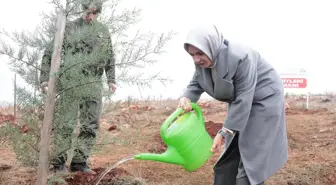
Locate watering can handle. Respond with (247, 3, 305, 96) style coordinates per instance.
(160, 102, 204, 139)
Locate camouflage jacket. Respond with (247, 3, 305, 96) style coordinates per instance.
(39, 18, 116, 86)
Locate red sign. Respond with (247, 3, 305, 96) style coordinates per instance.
(281, 78, 307, 88)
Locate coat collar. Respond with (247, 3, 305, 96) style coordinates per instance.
(194, 41, 234, 101)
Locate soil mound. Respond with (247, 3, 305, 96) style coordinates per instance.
(205, 120, 222, 138)
(0, 113, 15, 125)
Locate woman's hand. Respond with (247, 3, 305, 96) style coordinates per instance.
(211, 132, 224, 153)
(177, 97, 192, 112)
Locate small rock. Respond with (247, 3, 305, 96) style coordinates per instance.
(108, 125, 117, 131)
(129, 105, 140, 110)
(146, 106, 153, 110)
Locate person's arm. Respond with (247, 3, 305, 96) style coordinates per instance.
(181, 72, 204, 102)
(40, 21, 70, 86)
(104, 29, 116, 84)
(223, 54, 258, 132)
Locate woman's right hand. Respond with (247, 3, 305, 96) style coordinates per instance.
(211, 132, 225, 153)
(178, 97, 192, 112)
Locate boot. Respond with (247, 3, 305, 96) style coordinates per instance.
(70, 162, 96, 174)
(53, 164, 69, 173)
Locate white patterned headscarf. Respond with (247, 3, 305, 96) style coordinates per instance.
(184, 24, 225, 68)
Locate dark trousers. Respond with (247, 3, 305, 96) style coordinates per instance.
(51, 97, 102, 166)
(213, 134, 264, 185)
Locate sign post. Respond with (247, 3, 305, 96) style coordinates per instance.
(280, 68, 309, 109)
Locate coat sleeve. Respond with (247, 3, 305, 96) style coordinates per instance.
(104, 28, 116, 84)
(181, 72, 204, 102)
(39, 21, 71, 85)
(223, 54, 258, 132)
(39, 40, 54, 84)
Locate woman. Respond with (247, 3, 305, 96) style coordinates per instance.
(178, 25, 288, 185)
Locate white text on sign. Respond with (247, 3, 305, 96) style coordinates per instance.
(281, 78, 307, 88)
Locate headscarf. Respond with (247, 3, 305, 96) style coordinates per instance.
(184, 24, 225, 68)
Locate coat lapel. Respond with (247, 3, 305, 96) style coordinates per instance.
(212, 45, 235, 102)
(194, 40, 235, 102)
(195, 65, 215, 96)
(213, 46, 229, 81)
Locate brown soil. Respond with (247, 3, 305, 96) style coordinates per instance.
(0, 112, 15, 125)
(1, 99, 336, 185)
(205, 120, 222, 138)
(286, 107, 330, 115)
(148, 133, 167, 153)
(0, 112, 30, 135)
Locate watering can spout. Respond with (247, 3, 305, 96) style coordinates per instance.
(134, 147, 185, 166)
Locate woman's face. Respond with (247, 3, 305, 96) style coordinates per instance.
(186, 44, 213, 68)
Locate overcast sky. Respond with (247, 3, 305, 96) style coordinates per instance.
(0, 0, 335, 104)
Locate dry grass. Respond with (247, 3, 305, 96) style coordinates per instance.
(0, 95, 335, 185)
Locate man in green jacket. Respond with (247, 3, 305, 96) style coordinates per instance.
(40, 0, 116, 174)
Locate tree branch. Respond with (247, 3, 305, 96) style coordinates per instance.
(0, 51, 44, 72)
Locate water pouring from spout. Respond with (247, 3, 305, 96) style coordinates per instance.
(92, 156, 134, 185)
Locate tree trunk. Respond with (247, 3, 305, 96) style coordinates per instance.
(36, 12, 66, 185)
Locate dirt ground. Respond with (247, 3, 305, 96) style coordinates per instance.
(0, 97, 335, 185)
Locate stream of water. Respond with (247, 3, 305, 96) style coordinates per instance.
(92, 156, 135, 185)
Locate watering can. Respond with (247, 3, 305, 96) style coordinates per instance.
(134, 102, 213, 171)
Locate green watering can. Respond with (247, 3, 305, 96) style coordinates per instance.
(134, 102, 213, 171)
